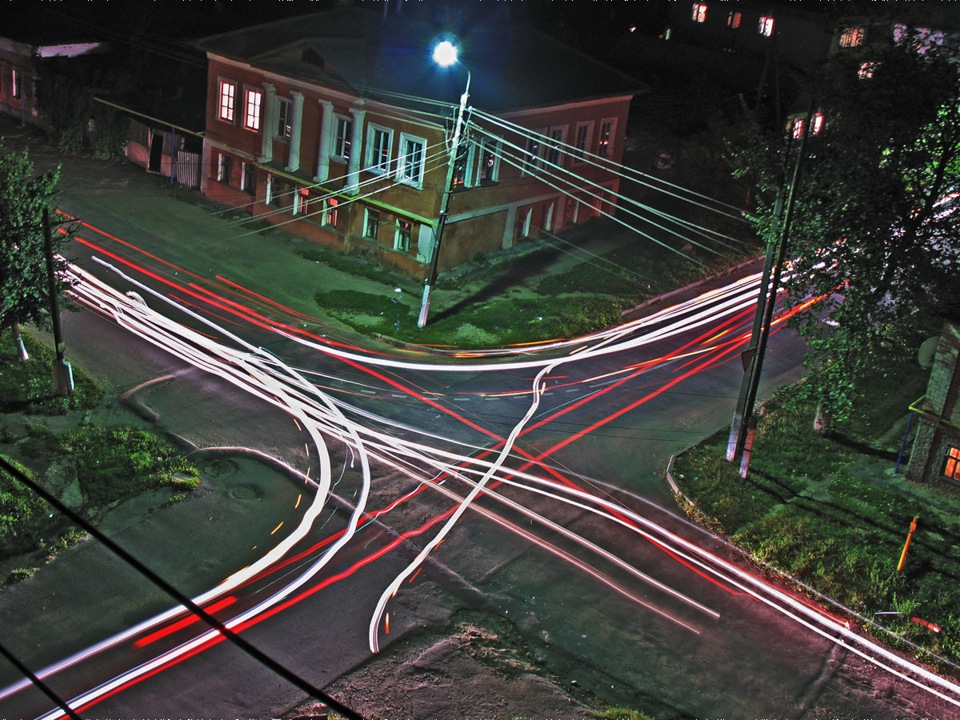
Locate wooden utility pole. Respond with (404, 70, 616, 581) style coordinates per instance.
(42, 207, 73, 396)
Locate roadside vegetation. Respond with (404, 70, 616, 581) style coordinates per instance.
(0, 328, 200, 585)
(673, 355, 960, 670)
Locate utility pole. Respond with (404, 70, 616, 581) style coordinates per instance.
(42, 207, 73, 396)
(727, 103, 813, 476)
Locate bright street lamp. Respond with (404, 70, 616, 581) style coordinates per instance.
(418, 39, 472, 328)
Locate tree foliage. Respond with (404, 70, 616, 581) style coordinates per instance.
(0, 146, 65, 335)
(725, 33, 960, 421)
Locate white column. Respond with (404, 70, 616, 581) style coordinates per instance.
(285, 90, 304, 173)
(259, 83, 276, 163)
(346, 107, 365, 195)
(315, 99, 333, 182)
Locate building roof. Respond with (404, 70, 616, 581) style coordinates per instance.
(196, 6, 647, 114)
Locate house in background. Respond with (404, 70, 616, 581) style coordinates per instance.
(907, 322, 960, 490)
(0, 34, 109, 129)
(197, 6, 645, 278)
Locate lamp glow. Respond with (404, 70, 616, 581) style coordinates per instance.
(432, 40, 459, 68)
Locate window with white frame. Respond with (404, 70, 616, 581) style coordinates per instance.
(839, 26, 865, 47)
(476, 137, 501, 183)
(759, 16, 775, 37)
(546, 126, 566, 167)
(691, 3, 707, 23)
(727, 11, 741, 29)
(365, 124, 393, 175)
(394, 219, 413, 253)
(277, 97, 292, 139)
(218, 79, 236, 123)
(598, 118, 616, 159)
(241, 162, 256, 195)
(523, 131, 544, 175)
(333, 115, 352, 161)
(294, 187, 309, 215)
(323, 197, 339, 228)
(397, 133, 426, 188)
(216, 152, 232, 183)
(243, 87, 263, 131)
(364, 208, 381, 240)
(574, 121, 593, 162)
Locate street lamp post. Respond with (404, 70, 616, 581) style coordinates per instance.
(418, 40, 471, 329)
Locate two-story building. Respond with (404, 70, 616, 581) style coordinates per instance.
(197, 6, 644, 278)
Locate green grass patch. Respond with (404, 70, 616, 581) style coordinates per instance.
(0, 328, 102, 414)
(674, 361, 960, 667)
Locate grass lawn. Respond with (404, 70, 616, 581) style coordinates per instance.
(673, 357, 960, 670)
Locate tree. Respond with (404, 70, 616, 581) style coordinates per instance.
(725, 32, 960, 422)
(0, 145, 64, 359)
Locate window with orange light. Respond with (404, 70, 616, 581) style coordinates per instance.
(839, 26, 865, 47)
(944, 446, 960, 481)
(791, 113, 825, 139)
(759, 16, 774, 37)
(858, 61, 877, 79)
(691, 3, 707, 23)
(727, 11, 741, 29)
(218, 79, 236, 123)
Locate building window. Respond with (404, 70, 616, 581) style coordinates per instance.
(523, 131, 544, 175)
(397, 133, 426, 188)
(598, 118, 616, 159)
(839, 26, 865, 47)
(243, 88, 263, 131)
(241, 162, 256, 195)
(294, 187, 309, 216)
(11, 69, 22, 99)
(365, 124, 393, 175)
(333, 115, 352, 162)
(546, 126, 566, 167)
(759, 16, 775, 37)
(364, 208, 381, 240)
(727, 11, 741, 29)
(452, 142, 474, 188)
(858, 61, 878, 80)
(790, 113, 825, 139)
(267, 176, 291, 209)
(691, 3, 707, 23)
(277, 98, 292, 139)
(218, 79, 236, 123)
(323, 197, 339, 228)
(216, 152, 232, 183)
(573, 121, 593, 162)
(394, 219, 413, 253)
(477, 137, 501, 183)
(944, 446, 960, 481)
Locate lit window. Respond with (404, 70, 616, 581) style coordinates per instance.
(546, 126, 566, 167)
(397, 134, 426, 188)
(727, 11, 741, 29)
(218, 79, 236, 123)
(452, 141, 474, 188)
(294, 187, 309, 215)
(364, 208, 381, 240)
(277, 98, 292, 139)
(790, 113, 825, 139)
(477, 137, 501, 182)
(241, 162, 256, 195)
(759, 16, 775, 37)
(574, 121, 593, 162)
(365, 125, 393, 175)
(839, 26, 865, 47)
(944, 447, 960, 481)
(598, 118, 616, 159)
(333, 116, 352, 161)
(394, 219, 413, 253)
(858, 61, 877, 79)
(523, 132, 543, 175)
(323, 197, 339, 228)
(691, 3, 707, 23)
(243, 88, 262, 131)
(11, 68, 21, 99)
(216, 153, 232, 183)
